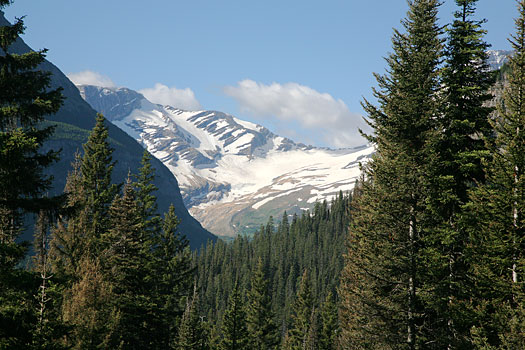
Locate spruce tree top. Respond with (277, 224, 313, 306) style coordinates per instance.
(0, 4, 64, 216)
(363, 0, 443, 155)
(0, 16, 63, 130)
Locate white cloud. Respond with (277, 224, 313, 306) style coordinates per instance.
(223, 80, 367, 148)
(139, 83, 201, 110)
(67, 70, 116, 88)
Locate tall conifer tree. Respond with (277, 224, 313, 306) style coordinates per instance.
(49, 154, 88, 276)
(220, 282, 249, 350)
(466, 1, 525, 347)
(101, 176, 154, 349)
(285, 270, 316, 350)
(318, 291, 338, 350)
(246, 258, 279, 350)
(339, 0, 443, 348)
(31, 211, 68, 350)
(135, 150, 161, 233)
(0, 2, 64, 348)
(422, 1, 494, 348)
(154, 204, 192, 347)
(81, 113, 118, 251)
(51, 114, 118, 270)
(177, 287, 209, 350)
(50, 115, 118, 349)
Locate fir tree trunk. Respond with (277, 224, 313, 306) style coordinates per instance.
(408, 211, 416, 350)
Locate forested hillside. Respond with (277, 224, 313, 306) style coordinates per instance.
(193, 192, 352, 346)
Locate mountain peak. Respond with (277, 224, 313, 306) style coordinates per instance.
(79, 84, 373, 237)
(487, 50, 512, 70)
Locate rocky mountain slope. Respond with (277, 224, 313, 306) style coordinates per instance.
(487, 50, 512, 70)
(79, 85, 374, 237)
(0, 13, 216, 248)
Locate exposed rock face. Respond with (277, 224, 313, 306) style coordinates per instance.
(79, 85, 374, 237)
(487, 50, 512, 70)
(77, 50, 510, 237)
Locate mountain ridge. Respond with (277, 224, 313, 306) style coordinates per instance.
(78, 84, 374, 237)
(0, 13, 216, 248)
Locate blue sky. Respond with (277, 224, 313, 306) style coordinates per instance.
(3, 0, 517, 148)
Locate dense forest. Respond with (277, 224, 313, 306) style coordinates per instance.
(2, 0, 525, 349)
(193, 194, 351, 348)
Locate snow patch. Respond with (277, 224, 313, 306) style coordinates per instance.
(233, 117, 261, 131)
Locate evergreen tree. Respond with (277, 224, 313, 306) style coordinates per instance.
(101, 176, 154, 349)
(286, 270, 315, 350)
(177, 287, 209, 350)
(246, 258, 279, 350)
(0, 2, 64, 347)
(422, 0, 494, 347)
(0, 3, 63, 230)
(318, 292, 338, 350)
(49, 154, 88, 276)
(61, 256, 112, 350)
(31, 211, 68, 350)
(51, 114, 118, 272)
(338, 0, 443, 348)
(154, 204, 192, 347)
(194, 193, 353, 342)
(81, 113, 118, 250)
(50, 115, 119, 349)
(220, 282, 249, 350)
(135, 150, 161, 233)
(467, 1, 525, 348)
(303, 308, 319, 350)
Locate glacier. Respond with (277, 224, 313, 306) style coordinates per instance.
(78, 84, 374, 237)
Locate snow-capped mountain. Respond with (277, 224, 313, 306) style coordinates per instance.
(78, 85, 373, 237)
(487, 50, 512, 70)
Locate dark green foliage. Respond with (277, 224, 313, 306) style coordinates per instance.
(49, 154, 89, 277)
(339, 0, 443, 348)
(31, 211, 69, 350)
(177, 287, 209, 350)
(0, 2, 64, 347)
(153, 204, 193, 347)
(81, 113, 119, 247)
(246, 258, 279, 350)
(194, 192, 351, 346)
(50, 115, 193, 349)
(49, 115, 119, 349)
(318, 292, 338, 350)
(0, 16, 63, 218)
(101, 177, 152, 349)
(220, 282, 249, 350)
(466, 1, 525, 348)
(421, 1, 495, 348)
(3, 0, 525, 348)
(135, 150, 161, 232)
(50, 114, 117, 275)
(132, 150, 193, 348)
(53, 133, 192, 348)
(285, 270, 316, 350)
